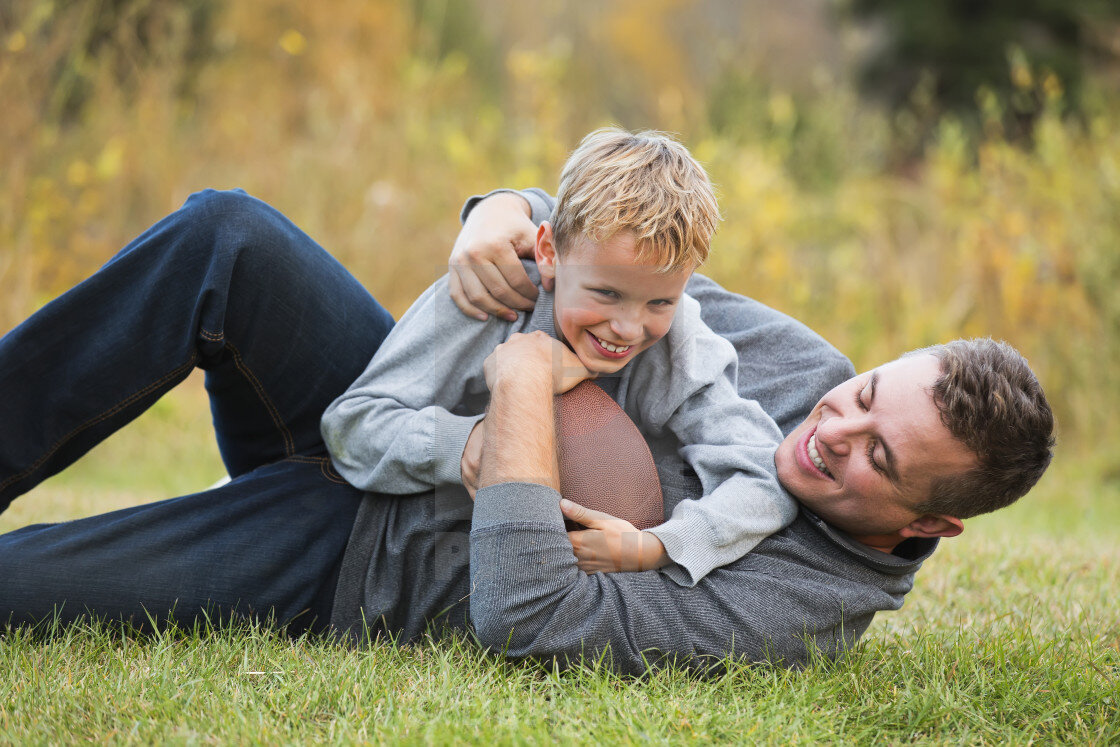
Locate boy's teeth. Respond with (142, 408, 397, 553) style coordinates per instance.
(808, 434, 832, 477)
(595, 335, 631, 353)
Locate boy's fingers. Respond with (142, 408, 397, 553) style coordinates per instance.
(560, 498, 616, 528)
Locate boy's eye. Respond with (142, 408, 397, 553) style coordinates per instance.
(649, 299, 675, 307)
(592, 289, 619, 299)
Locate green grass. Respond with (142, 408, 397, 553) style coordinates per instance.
(1, 382, 1117, 744)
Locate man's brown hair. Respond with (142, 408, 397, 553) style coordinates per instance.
(551, 127, 720, 272)
(915, 338, 1055, 519)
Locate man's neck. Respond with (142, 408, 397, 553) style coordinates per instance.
(850, 532, 903, 555)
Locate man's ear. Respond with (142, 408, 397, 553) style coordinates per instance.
(535, 222, 557, 292)
(899, 514, 964, 539)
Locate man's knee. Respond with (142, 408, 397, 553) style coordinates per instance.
(179, 188, 279, 234)
(174, 188, 313, 267)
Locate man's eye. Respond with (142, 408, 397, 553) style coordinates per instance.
(854, 386, 869, 412)
(866, 441, 885, 475)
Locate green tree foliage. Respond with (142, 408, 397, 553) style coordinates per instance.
(10, 0, 218, 125)
(846, 0, 1119, 136)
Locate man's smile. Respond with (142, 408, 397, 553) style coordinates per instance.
(807, 433, 833, 478)
(794, 425, 834, 482)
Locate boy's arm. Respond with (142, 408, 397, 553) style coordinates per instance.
(472, 337, 843, 673)
(629, 297, 797, 586)
(320, 274, 512, 494)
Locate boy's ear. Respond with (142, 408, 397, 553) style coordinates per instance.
(898, 514, 964, 540)
(535, 222, 557, 292)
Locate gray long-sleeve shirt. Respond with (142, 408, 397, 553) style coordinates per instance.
(321, 264, 794, 585)
(326, 190, 937, 672)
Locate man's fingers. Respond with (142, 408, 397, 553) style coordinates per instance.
(451, 265, 515, 321)
(449, 266, 489, 320)
(494, 260, 539, 307)
(472, 262, 535, 311)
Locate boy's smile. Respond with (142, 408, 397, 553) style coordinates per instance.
(535, 224, 694, 375)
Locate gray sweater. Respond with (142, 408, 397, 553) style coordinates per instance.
(326, 190, 936, 672)
(321, 263, 793, 584)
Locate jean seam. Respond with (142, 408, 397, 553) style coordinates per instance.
(222, 340, 297, 459)
(284, 455, 349, 485)
(0, 353, 199, 494)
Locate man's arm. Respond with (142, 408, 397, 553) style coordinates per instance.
(448, 190, 542, 321)
(470, 333, 844, 673)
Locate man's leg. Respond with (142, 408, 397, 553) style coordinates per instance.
(0, 189, 393, 511)
(0, 460, 364, 634)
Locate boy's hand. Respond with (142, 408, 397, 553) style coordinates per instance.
(483, 331, 592, 394)
(561, 499, 669, 573)
(449, 192, 539, 322)
(461, 418, 485, 500)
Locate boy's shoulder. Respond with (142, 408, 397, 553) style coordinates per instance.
(629, 293, 737, 390)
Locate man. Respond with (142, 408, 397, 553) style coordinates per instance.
(0, 189, 1053, 674)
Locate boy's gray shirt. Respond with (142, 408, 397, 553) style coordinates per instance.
(321, 261, 795, 584)
(325, 188, 938, 673)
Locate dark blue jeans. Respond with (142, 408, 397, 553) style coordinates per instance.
(0, 189, 395, 634)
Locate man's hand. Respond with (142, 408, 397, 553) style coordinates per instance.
(461, 418, 485, 500)
(561, 499, 669, 573)
(483, 331, 592, 395)
(449, 192, 539, 322)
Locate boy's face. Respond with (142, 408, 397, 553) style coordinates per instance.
(535, 223, 694, 375)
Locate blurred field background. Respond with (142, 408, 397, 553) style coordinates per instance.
(1, 1, 1118, 741)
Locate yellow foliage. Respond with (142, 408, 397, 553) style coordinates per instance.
(2, 0, 1119, 462)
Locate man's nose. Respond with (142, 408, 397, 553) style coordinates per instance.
(814, 414, 866, 457)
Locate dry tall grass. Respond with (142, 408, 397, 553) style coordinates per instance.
(2, 0, 1118, 473)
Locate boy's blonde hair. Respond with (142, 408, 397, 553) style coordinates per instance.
(551, 128, 720, 272)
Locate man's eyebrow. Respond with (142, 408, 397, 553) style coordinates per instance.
(870, 370, 902, 484)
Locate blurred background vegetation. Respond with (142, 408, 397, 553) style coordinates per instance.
(2, 0, 1120, 501)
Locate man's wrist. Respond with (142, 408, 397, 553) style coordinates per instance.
(474, 190, 532, 220)
(479, 371, 558, 491)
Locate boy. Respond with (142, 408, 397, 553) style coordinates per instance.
(321, 128, 793, 586)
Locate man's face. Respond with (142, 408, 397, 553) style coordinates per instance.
(539, 226, 693, 375)
(775, 354, 977, 541)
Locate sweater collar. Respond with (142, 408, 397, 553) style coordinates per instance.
(527, 287, 558, 340)
(801, 507, 938, 573)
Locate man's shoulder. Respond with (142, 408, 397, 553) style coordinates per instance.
(684, 274, 855, 435)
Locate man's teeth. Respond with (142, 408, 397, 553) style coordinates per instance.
(595, 335, 631, 354)
(808, 434, 832, 477)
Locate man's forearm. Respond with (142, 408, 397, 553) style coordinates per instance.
(478, 372, 559, 492)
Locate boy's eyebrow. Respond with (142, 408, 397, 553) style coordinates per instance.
(869, 371, 902, 485)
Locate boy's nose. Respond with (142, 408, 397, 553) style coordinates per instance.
(608, 316, 641, 342)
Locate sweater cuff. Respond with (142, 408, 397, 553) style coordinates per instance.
(460, 188, 553, 227)
(472, 482, 564, 532)
(646, 517, 723, 587)
(430, 410, 486, 485)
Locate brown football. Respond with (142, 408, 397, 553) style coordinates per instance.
(555, 380, 664, 530)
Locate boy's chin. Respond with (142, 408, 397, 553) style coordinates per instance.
(581, 356, 628, 376)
